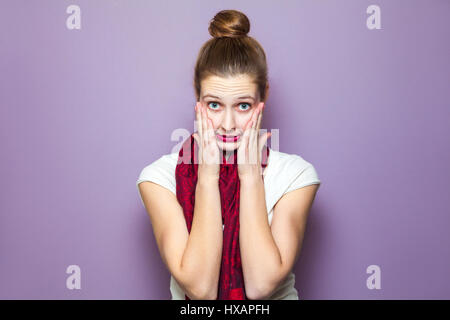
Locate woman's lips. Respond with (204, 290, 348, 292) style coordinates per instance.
(216, 134, 240, 142)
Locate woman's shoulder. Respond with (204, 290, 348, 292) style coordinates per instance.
(267, 148, 321, 189)
(269, 148, 317, 171)
(136, 151, 179, 194)
(141, 151, 179, 171)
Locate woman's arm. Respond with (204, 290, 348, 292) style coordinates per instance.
(180, 174, 223, 299)
(138, 176, 222, 299)
(239, 176, 319, 299)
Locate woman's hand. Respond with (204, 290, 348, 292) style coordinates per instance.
(192, 102, 221, 179)
(237, 102, 272, 181)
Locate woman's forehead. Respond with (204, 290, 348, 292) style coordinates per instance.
(201, 75, 257, 99)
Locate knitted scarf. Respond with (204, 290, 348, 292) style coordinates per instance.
(175, 133, 269, 300)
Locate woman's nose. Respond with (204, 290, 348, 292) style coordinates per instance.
(220, 108, 236, 132)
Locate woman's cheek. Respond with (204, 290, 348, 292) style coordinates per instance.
(209, 114, 220, 129)
(239, 115, 252, 129)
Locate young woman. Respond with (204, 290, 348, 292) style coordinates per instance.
(136, 10, 321, 300)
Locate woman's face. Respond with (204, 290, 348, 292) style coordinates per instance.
(199, 74, 262, 152)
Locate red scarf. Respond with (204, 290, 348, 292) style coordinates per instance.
(175, 133, 269, 300)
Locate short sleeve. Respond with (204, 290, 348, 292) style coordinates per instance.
(136, 154, 177, 207)
(285, 164, 321, 194)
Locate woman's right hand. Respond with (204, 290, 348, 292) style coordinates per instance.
(192, 102, 221, 179)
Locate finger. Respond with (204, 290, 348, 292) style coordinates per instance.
(245, 106, 257, 148)
(243, 116, 254, 141)
(252, 103, 265, 162)
(246, 114, 256, 162)
(249, 104, 263, 163)
(206, 115, 215, 142)
(201, 105, 208, 145)
(193, 132, 200, 147)
(255, 102, 264, 135)
(238, 118, 253, 165)
(250, 103, 262, 138)
(195, 102, 204, 164)
(192, 132, 202, 165)
(258, 130, 271, 153)
(206, 115, 218, 164)
(257, 131, 271, 168)
(196, 102, 203, 143)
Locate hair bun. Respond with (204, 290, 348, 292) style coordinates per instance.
(208, 10, 250, 39)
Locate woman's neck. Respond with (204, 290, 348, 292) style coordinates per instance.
(224, 150, 235, 164)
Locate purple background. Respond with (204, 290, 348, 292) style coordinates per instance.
(1, 0, 449, 299)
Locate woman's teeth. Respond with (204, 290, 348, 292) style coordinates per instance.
(216, 134, 240, 142)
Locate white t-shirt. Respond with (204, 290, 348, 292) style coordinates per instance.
(136, 148, 321, 300)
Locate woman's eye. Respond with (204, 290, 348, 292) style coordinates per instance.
(238, 103, 251, 111)
(206, 102, 251, 111)
(207, 102, 220, 110)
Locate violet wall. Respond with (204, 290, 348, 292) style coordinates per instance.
(1, 0, 449, 299)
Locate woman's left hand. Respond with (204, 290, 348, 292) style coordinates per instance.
(237, 102, 272, 181)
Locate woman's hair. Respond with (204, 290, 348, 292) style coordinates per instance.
(194, 10, 269, 102)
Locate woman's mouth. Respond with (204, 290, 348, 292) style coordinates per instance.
(216, 134, 240, 142)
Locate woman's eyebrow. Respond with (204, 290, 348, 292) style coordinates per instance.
(202, 94, 255, 101)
